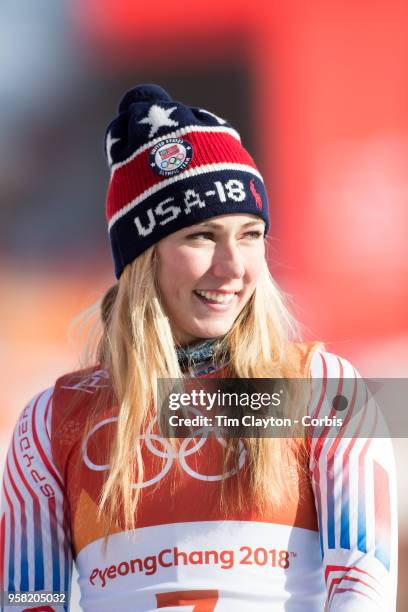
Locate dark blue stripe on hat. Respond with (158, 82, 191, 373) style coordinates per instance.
(109, 169, 269, 278)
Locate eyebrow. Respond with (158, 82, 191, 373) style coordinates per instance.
(194, 220, 265, 230)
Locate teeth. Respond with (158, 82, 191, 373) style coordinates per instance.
(195, 290, 235, 304)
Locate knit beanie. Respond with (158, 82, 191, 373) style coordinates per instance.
(105, 84, 270, 278)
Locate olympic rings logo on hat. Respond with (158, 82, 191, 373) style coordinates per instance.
(81, 414, 246, 487)
(149, 138, 193, 177)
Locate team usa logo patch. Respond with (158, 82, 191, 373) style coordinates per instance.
(149, 138, 193, 177)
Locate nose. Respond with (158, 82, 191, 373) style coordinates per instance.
(211, 241, 245, 279)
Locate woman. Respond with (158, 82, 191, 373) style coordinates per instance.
(0, 85, 397, 611)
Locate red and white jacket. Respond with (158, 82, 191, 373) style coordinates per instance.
(0, 347, 398, 611)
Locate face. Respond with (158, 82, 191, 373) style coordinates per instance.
(156, 214, 266, 345)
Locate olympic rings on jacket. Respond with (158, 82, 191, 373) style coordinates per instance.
(81, 415, 246, 487)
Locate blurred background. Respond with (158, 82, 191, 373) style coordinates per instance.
(1, 0, 407, 608)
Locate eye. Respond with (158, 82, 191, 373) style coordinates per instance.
(186, 232, 214, 240)
(243, 230, 263, 239)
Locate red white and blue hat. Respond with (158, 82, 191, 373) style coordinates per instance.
(105, 84, 270, 278)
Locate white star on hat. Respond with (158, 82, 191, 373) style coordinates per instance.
(106, 131, 120, 167)
(138, 104, 179, 138)
(198, 108, 227, 125)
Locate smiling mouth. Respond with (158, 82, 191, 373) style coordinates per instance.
(193, 289, 237, 305)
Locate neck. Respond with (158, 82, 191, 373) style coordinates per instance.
(176, 337, 226, 376)
(176, 337, 217, 364)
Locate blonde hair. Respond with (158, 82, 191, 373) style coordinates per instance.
(81, 246, 310, 535)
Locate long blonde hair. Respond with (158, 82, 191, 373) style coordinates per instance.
(81, 245, 310, 535)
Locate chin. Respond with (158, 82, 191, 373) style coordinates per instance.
(192, 323, 233, 339)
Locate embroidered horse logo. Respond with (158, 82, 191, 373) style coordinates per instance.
(250, 179, 263, 210)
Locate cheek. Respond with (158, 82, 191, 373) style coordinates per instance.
(157, 249, 208, 298)
(244, 249, 265, 285)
